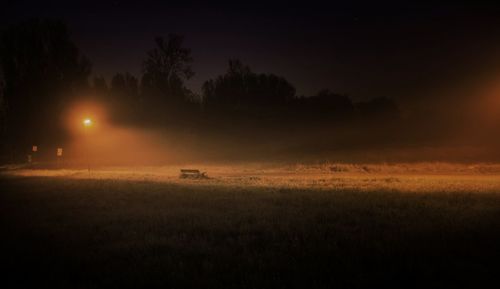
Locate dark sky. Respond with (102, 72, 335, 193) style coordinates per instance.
(4, 1, 500, 100)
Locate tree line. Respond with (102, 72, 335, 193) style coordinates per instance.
(0, 19, 400, 160)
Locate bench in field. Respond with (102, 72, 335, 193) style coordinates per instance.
(180, 169, 207, 179)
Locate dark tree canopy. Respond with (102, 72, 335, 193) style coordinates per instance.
(142, 34, 194, 108)
(109, 72, 141, 123)
(92, 76, 108, 94)
(202, 59, 296, 112)
(111, 73, 139, 99)
(0, 78, 5, 138)
(356, 96, 400, 120)
(294, 89, 355, 122)
(0, 18, 404, 161)
(0, 19, 91, 153)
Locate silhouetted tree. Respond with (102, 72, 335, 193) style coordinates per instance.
(92, 76, 108, 94)
(0, 19, 91, 157)
(110, 72, 140, 123)
(0, 76, 6, 144)
(111, 73, 139, 98)
(295, 89, 354, 123)
(356, 96, 400, 120)
(141, 34, 194, 122)
(202, 59, 295, 116)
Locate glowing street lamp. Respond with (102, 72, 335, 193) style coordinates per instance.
(83, 118, 92, 127)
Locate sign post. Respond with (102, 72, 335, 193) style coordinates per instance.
(32, 145, 37, 164)
(57, 148, 63, 168)
(83, 118, 92, 176)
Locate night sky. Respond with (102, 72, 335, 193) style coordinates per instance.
(4, 1, 500, 101)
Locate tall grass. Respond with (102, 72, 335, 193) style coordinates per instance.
(1, 165, 499, 288)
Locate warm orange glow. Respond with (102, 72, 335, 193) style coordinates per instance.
(83, 118, 92, 127)
(64, 99, 107, 136)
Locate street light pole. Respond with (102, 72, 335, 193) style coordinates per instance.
(83, 118, 92, 175)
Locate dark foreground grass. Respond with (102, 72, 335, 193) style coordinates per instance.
(0, 175, 499, 288)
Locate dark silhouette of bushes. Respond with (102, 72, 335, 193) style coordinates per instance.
(0, 19, 91, 159)
(202, 60, 295, 117)
(0, 19, 404, 161)
(356, 96, 400, 121)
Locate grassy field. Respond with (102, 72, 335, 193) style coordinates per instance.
(1, 163, 499, 288)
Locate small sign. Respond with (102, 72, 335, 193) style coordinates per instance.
(57, 148, 63, 157)
(27, 154, 32, 163)
(32, 145, 38, 152)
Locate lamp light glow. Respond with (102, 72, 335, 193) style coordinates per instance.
(83, 118, 92, 127)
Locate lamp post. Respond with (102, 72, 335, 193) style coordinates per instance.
(83, 118, 92, 174)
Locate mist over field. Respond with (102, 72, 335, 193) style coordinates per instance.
(2, 5, 500, 165)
